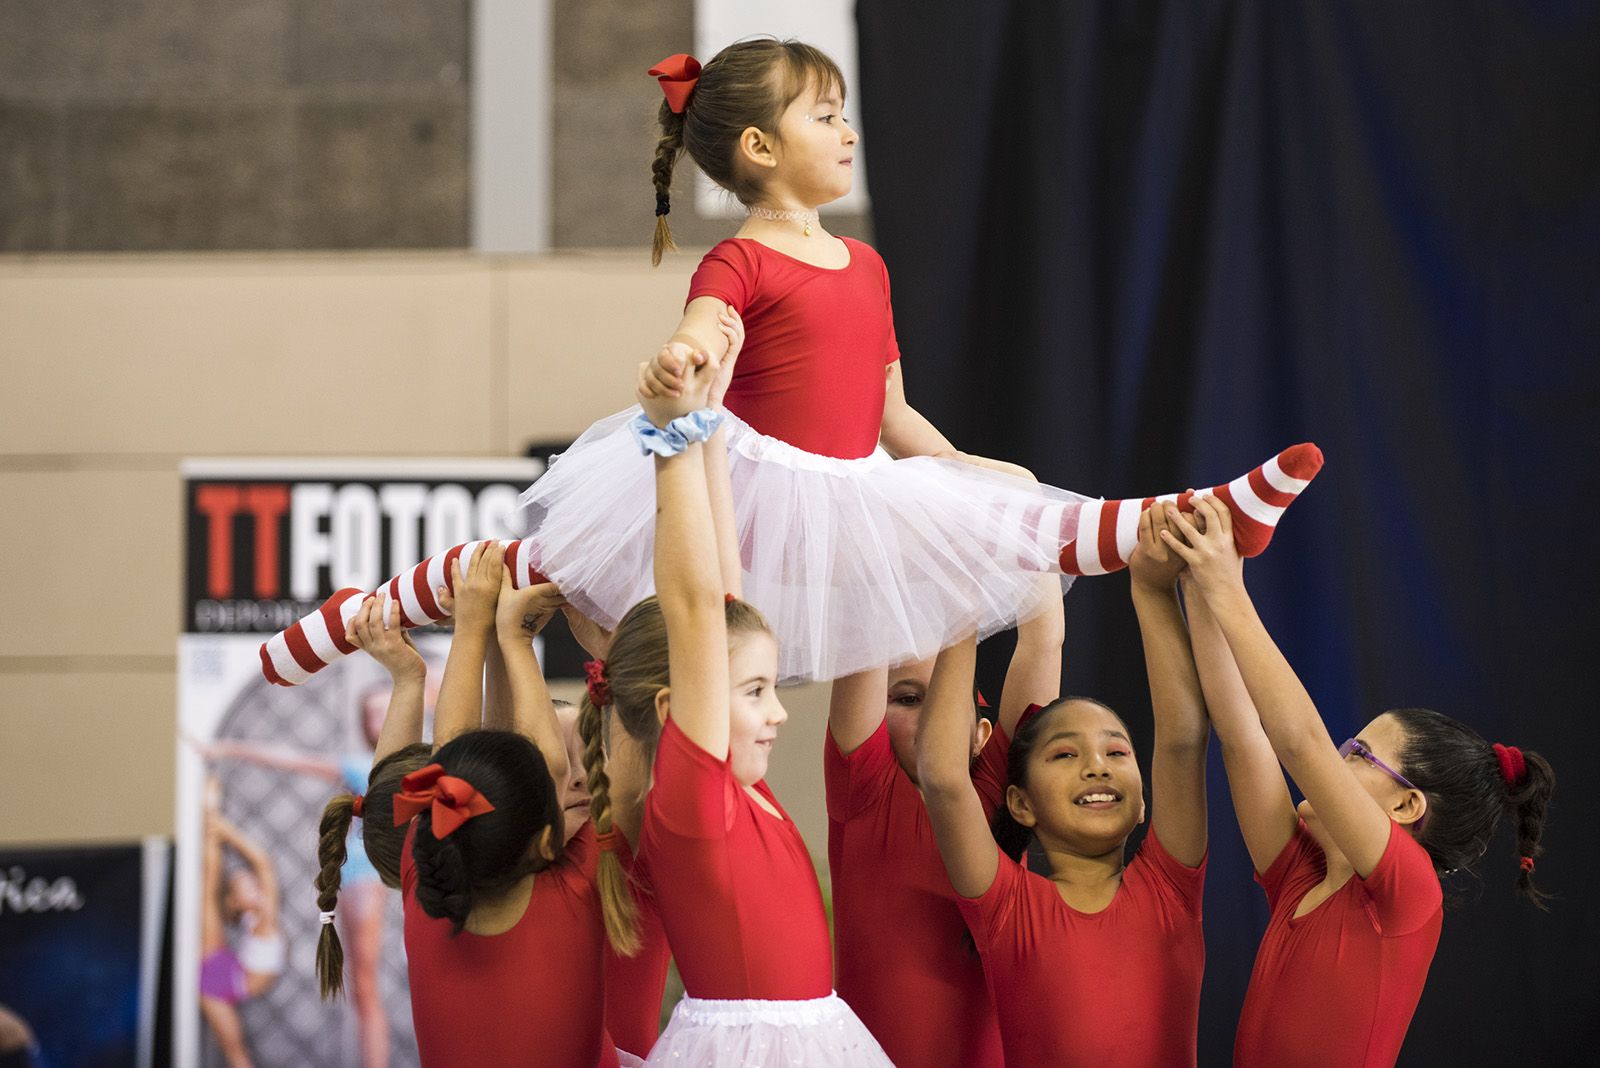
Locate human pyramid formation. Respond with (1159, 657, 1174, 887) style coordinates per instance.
(290, 39, 1555, 1068)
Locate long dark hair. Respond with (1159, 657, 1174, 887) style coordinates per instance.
(409, 730, 564, 934)
(1388, 708, 1555, 908)
(651, 38, 847, 264)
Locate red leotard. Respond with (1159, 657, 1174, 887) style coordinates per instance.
(957, 828, 1207, 1068)
(825, 719, 1011, 1067)
(687, 237, 901, 460)
(1233, 820, 1442, 1067)
(401, 821, 620, 1068)
(602, 839, 671, 1058)
(639, 716, 833, 1000)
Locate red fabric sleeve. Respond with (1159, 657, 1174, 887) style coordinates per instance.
(823, 719, 896, 822)
(972, 720, 1012, 817)
(954, 844, 1023, 945)
(648, 715, 738, 840)
(686, 240, 757, 312)
(1357, 820, 1444, 936)
(1131, 826, 1207, 918)
(1254, 819, 1322, 910)
(876, 245, 902, 366)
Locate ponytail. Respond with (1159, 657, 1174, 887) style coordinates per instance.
(1505, 749, 1555, 909)
(313, 794, 355, 999)
(410, 813, 475, 933)
(580, 689, 642, 955)
(650, 104, 685, 266)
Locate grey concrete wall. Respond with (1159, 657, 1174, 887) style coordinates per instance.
(0, 0, 471, 251)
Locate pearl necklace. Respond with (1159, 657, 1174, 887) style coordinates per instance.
(746, 205, 820, 237)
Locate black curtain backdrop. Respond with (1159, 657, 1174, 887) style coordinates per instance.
(860, 1, 1598, 1063)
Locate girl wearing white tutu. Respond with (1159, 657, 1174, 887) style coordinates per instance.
(259, 37, 1322, 690)
(621, 334, 892, 1064)
(514, 37, 1323, 684)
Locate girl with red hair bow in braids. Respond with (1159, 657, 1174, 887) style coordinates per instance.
(1160, 497, 1557, 1067)
(397, 542, 641, 1067)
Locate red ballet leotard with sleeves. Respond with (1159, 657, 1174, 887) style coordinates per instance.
(825, 718, 1012, 1068)
(957, 828, 1207, 1068)
(401, 821, 620, 1068)
(687, 237, 901, 460)
(602, 838, 671, 1058)
(638, 716, 833, 1000)
(1232, 820, 1442, 1067)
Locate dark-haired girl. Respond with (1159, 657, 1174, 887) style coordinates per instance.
(397, 543, 632, 1068)
(509, 36, 1322, 689)
(920, 507, 1212, 1066)
(1162, 498, 1555, 1067)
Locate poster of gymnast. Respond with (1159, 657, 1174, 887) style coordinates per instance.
(176, 458, 544, 1068)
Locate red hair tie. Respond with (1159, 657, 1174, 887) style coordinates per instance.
(648, 54, 702, 114)
(595, 827, 624, 854)
(1492, 743, 1527, 788)
(725, 592, 737, 604)
(584, 659, 612, 708)
(1519, 856, 1536, 875)
(392, 763, 495, 838)
(350, 793, 365, 819)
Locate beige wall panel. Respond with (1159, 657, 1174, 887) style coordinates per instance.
(503, 251, 703, 447)
(763, 680, 832, 873)
(0, 255, 496, 456)
(0, 469, 181, 657)
(0, 671, 177, 844)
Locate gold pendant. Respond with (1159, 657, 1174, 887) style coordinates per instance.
(804, 222, 812, 237)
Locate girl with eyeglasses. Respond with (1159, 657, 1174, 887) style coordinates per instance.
(1162, 498, 1556, 1067)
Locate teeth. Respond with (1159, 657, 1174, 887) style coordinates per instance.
(1077, 793, 1117, 805)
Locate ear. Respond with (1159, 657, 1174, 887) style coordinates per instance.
(738, 125, 779, 171)
(971, 717, 994, 758)
(653, 687, 671, 727)
(1005, 784, 1036, 829)
(535, 825, 556, 862)
(1137, 795, 1148, 826)
(1392, 788, 1428, 829)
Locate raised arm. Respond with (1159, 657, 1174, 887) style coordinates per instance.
(432, 542, 503, 750)
(828, 667, 890, 755)
(213, 815, 279, 934)
(640, 345, 729, 758)
(917, 636, 1001, 898)
(493, 576, 569, 784)
(1181, 561, 1297, 873)
(345, 594, 429, 763)
(190, 738, 339, 782)
(1128, 506, 1209, 867)
(1164, 498, 1393, 876)
(997, 574, 1066, 738)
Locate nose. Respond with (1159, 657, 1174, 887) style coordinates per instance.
(842, 119, 859, 146)
(771, 698, 789, 726)
(1081, 750, 1111, 777)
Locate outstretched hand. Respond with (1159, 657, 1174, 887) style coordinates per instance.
(496, 572, 567, 642)
(1159, 497, 1244, 600)
(1128, 502, 1189, 592)
(346, 594, 426, 680)
(640, 305, 744, 409)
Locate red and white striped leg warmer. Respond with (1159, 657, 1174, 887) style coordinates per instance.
(1059, 443, 1324, 576)
(258, 538, 548, 686)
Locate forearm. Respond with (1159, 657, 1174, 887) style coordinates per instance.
(433, 630, 491, 748)
(1132, 585, 1210, 750)
(1202, 586, 1330, 761)
(704, 424, 742, 597)
(498, 635, 567, 782)
(915, 637, 981, 791)
(371, 671, 427, 763)
(653, 444, 723, 614)
(482, 640, 513, 733)
(880, 400, 956, 459)
(1000, 577, 1066, 735)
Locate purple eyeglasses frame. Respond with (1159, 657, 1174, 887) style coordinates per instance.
(1339, 737, 1428, 826)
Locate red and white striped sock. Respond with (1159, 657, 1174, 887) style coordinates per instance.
(1059, 443, 1324, 576)
(259, 538, 548, 686)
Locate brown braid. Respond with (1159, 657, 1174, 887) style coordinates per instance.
(313, 794, 354, 999)
(651, 104, 686, 266)
(580, 691, 642, 955)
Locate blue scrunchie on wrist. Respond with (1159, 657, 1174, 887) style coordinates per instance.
(630, 408, 724, 457)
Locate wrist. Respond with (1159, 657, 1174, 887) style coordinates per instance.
(631, 407, 723, 456)
(389, 662, 427, 684)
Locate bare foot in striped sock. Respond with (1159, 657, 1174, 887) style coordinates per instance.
(1059, 444, 1324, 576)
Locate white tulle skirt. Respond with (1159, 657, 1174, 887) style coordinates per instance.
(512, 407, 1086, 683)
(641, 993, 894, 1067)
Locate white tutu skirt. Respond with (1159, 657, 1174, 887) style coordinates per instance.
(512, 407, 1087, 683)
(641, 993, 894, 1067)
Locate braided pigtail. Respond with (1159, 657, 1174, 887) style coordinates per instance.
(651, 103, 686, 266)
(1506, 749, 1555, 909)
(581, 691, 642, 955)
(313, 794, 354, 999)
(410, 812, 474, 934)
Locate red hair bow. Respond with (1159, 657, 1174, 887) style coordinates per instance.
(648, 54, 702, 113)
(584, 659, 612, 708)
(392, 764, 495, 838)
(1492, 743, 1526, 788)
